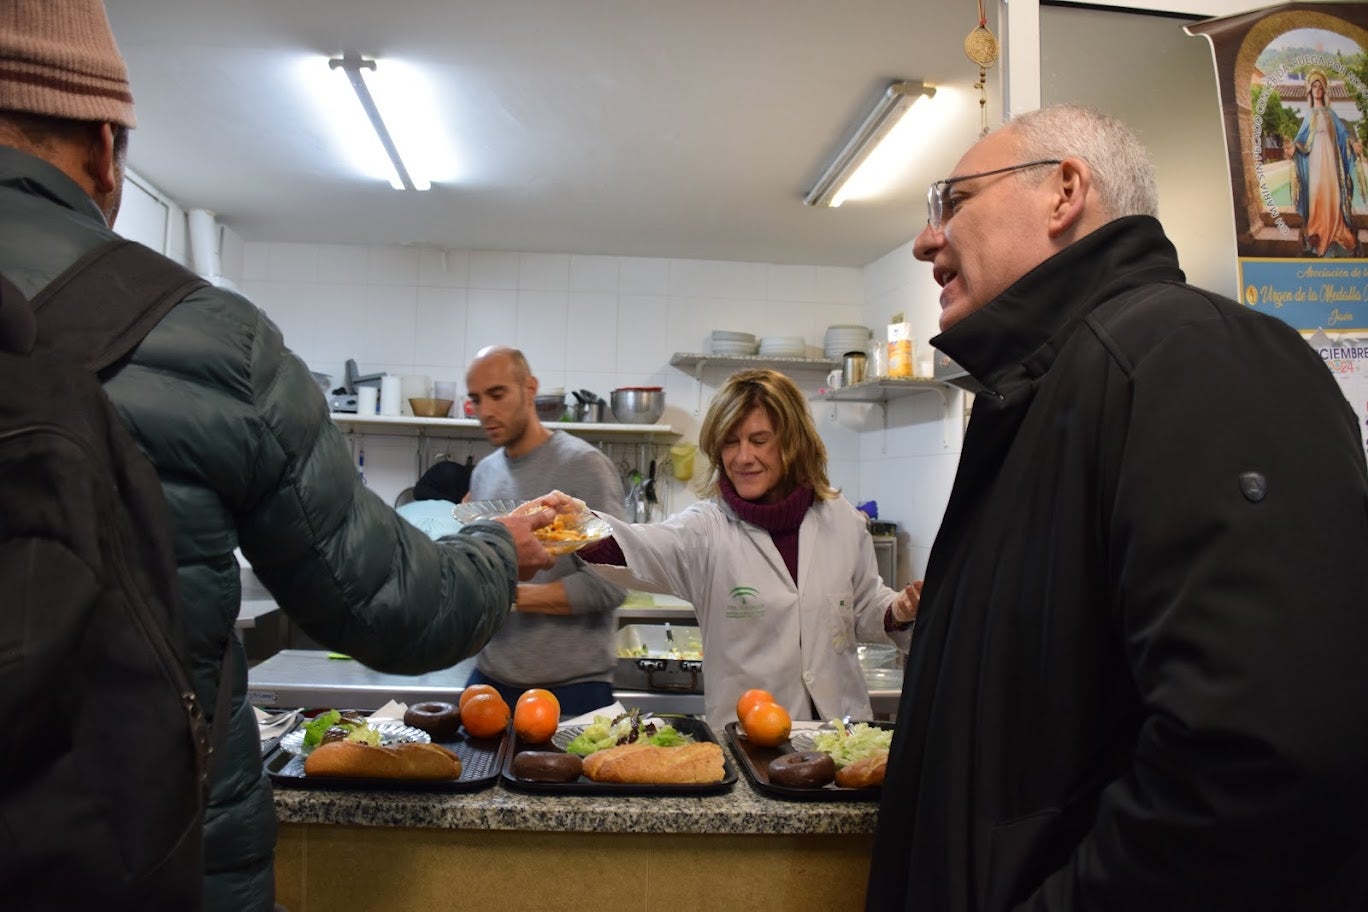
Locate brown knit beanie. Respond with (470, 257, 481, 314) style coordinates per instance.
(0, 0, 136, 127)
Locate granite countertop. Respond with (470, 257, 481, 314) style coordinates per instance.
(272, 718, 881, 836)
(273, 771, 879, 836)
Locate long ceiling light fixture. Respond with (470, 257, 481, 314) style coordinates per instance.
(328, 51, 429, 191)
(804, 80, 937, 208)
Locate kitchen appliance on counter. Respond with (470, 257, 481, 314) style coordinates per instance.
(327, 358, 386, 413)
(571, 389, 608, 423)
(870, 520, 898, 589)
(615, 624, 703, 694)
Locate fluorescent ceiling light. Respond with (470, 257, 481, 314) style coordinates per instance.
(805, 80, 937, 208)
(328, 51, 431, 191)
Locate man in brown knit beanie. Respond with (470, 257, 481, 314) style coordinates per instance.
(0, 0, 134, 226)
(0, 4, 557, 912)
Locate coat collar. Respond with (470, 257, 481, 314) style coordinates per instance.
(0, 146, 109, 227)
(929, 215, 1185, 398)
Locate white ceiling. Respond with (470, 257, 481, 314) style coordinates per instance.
(104, 0, 1004, 268)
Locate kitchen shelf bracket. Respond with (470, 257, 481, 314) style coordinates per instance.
(936, 385, 953, 448)
(805, 377, 957, 450)
(692, 359, 708, 416)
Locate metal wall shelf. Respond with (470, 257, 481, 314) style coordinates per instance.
(669, 352, 839, 375)
(670, 351, 842, 415)
(331, 413, 680, 443)
(809, 377, 944, 403)
(808, 378, 956, 452)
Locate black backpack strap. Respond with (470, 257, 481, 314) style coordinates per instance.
(27, 239, 237, 778)
(31, 238, 208, 371)
(0, 272, 38, 355)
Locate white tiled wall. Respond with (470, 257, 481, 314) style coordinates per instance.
(860, 242, 966, 588)
(240, 242, 882, 520)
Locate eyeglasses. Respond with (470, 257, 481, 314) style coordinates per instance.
(926, 159, 1062, 230)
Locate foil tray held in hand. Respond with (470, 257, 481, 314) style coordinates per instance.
(452, 500, 611, 555)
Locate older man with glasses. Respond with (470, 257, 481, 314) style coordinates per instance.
(865, 104, 1368, 911)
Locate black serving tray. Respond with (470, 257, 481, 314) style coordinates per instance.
(724, 720, 893, 802)
(500, 713, 735, 796)
(265, 712, 508, 792)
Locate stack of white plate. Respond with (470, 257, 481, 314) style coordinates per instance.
(710, 330, 759, 355)
(758, 335, 807, 358)
(824, 324, 872, 360)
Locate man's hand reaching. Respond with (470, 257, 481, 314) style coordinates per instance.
(494, 506, 556, 580)
(519, 489, 586, 515)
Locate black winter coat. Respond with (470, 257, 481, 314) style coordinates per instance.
(867, 217, 1368, 911)
(0, 148, 519, 912)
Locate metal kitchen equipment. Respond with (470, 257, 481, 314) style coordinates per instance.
(842, 350, 868, 387)
(571, 399, 604, 423)
(344, 358, 385, 393)
(642, 459, 658, 521)
(870, 520, 897, 588)
(614, 624, 704, 693)
(328, 391, 359, 413)
(329, 359, 386, 413)
(248, 648, 707, 715)
(610, 387, 665, 424)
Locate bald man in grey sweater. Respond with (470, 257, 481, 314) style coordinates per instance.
(464, 346, 628, 714)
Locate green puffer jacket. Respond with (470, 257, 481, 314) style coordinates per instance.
(0, 148, 518, 912)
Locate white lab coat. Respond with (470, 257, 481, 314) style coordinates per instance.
(590, 495, 910, 725)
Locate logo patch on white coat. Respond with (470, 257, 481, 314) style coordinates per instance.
(726, 585, 765, 619)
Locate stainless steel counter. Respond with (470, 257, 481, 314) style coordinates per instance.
(248, 649, 898, 719)
(235, 599, 280, 630)
(247, 649, 707, 714)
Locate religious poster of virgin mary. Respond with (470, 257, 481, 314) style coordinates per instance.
(1187, 3, 1368, 331)
(1188, 3, 1368, 455)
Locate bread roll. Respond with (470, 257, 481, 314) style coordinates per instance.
(834, 749, 887, 788)
(581, 741, 724, 784)
(303, 740, 463, 780)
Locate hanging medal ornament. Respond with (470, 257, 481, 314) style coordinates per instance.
(964, 0, 1000, 137)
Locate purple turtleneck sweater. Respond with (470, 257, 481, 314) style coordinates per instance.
(581, 478, 814, 581)
(718, 477, 813, 583)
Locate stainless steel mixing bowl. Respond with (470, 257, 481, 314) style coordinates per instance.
(609, 387, 665, 424)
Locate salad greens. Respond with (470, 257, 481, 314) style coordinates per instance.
(564, 709, 692, 757)
(811, 720, 892, 767)
(302, 710, 342, 748)
(301, 709, 382, 750)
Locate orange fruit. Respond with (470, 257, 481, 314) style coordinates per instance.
(459, 683, 500, 712)
(461, 692, 511, 738)
(514, 691, 560, 744)
(517, 687, 556, 707)
(743, 701, 791, 748)
(736, 688, 776, 724)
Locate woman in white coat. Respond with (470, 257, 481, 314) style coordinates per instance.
(573, 369, 919, 725)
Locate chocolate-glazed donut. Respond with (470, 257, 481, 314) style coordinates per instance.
(403, 701, 462, 740)
(767, 750, 837, 788)
(512, 750, 583, 782)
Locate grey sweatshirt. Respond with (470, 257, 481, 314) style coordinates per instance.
(468, 430, 628, 687)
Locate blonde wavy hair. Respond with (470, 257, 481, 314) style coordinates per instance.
(696, 369, 836, 501)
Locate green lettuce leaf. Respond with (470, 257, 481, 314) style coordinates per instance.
(302, 710, 341, 748)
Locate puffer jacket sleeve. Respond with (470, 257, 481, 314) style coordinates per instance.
(229, 302, 516, 673)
